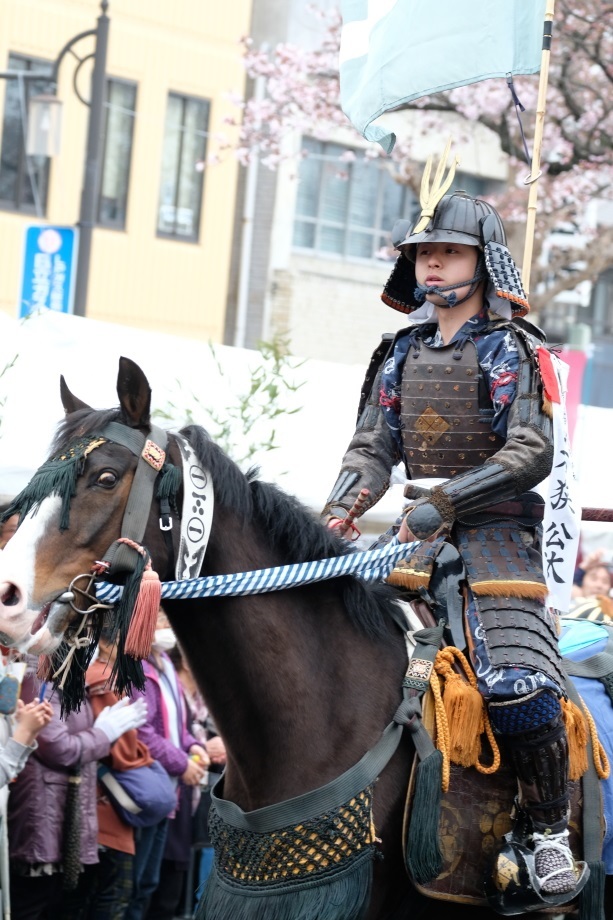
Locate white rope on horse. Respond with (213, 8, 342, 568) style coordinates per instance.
(95, 538, 418, 604)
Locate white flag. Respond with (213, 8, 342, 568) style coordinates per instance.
(538, 349, 581, 614)
(340, 0, 547, 152)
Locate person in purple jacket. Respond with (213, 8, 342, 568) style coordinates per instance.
(126, 610, 208, 920)
(7, 660, 146, 920)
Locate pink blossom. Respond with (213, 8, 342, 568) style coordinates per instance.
(226, 1, 612, 304)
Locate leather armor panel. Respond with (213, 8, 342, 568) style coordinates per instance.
(472, 593, 566, 690)
(400, 340, 504, 478)
(456, 520, 546, 585)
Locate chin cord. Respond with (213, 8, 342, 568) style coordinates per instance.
(413, 259, 486, 308)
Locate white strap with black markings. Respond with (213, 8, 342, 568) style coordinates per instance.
(174, 435, 214, 581)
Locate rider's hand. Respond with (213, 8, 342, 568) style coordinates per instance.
(325, 516, 361, 542)
(401, 501, 445, 541)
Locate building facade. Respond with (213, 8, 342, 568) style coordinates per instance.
(222, 0, 509, 365)
(0, 0, 251, 341)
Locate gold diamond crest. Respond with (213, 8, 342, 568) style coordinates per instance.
(415, 407, 450, 445)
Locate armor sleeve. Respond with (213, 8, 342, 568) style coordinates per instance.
(322, 359, 401, 520)
(429, 329, 554, 522)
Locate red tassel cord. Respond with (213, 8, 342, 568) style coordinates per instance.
(37, 654, 54, 681)
(124, 564, 161, 659)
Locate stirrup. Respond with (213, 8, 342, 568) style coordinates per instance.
(485, 832, 590, 915)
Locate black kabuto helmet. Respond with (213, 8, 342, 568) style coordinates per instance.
(398, 191, 506, 255)
(381, 148, 530, 317)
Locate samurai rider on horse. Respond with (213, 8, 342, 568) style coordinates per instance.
(323, 149, 587, 915)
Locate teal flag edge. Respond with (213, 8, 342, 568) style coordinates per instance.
(356, 63, 542, 153)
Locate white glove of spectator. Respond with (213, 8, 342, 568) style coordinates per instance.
(94, 697, 147, 744)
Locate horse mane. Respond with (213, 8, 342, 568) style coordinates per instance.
(49, 406, 123, 456)
(180, 425, 403, 641)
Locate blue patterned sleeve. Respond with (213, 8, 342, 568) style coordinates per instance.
(475, 329, 521, 439)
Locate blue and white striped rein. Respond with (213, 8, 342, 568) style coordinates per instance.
(95, 538, 417, 604)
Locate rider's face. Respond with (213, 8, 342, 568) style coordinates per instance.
(415, 242, 479, 306)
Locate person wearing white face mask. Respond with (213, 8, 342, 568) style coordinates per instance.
(151, 627, 177, 652)
(126, 610, 209, 920)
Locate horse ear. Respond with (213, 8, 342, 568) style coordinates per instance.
(117, 357, 151, 428)
(60, 375, 92, 415)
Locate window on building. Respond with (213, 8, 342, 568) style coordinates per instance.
(589, 267, 613, 338)
(157, 93, 209, 242)
(0, 53, 54, 214)
(293, 138, 419, 259)
(292, 141, 506, 260)
(97, 79, 137, 229)
(453, 170, 491, 198)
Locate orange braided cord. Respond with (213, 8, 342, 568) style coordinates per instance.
(435, 646, 478, 688)
(578, 694, 611, 780)
(117, 537, 152, 570)
(475, 709, 501, 775)
(434, 647, 501, 775)
(429, 671, 450, 792)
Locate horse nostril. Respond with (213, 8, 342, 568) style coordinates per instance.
(1, 584, 20, 607)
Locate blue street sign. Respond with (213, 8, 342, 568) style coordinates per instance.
(18, 225, 79, 318)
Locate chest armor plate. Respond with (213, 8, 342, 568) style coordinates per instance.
(400, 339, 504, 478)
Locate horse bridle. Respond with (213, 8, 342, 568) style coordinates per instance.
(63, 422, 213, 617)
(61, 421, 171, 617)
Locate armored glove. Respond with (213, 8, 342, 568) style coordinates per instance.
(403, 499, 445, 540)
(94, 697, 147, 744)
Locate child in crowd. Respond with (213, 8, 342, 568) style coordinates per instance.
(0, 697, 52, 786)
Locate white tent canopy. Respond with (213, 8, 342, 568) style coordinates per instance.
(0, 310, 404, 531)
(0, 310, 611, 548)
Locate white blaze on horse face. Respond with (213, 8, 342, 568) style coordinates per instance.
(0, 496, 63, 651)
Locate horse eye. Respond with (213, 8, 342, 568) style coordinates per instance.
(96, 470, 118, 488)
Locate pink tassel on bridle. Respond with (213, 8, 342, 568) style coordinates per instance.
(117, 538, 162, 660)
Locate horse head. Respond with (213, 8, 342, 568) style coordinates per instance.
(0, 357, 175, 701)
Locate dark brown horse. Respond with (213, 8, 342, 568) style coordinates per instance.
(0, 358, 582, 919)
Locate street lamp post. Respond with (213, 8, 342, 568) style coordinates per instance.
(73, 2, 110, 318)
(0, 1, 110, 317)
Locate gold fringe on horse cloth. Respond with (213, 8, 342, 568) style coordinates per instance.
(470, 579, 549, 600)
(564, 694, 610, 781)
(542, 394, 553, 419)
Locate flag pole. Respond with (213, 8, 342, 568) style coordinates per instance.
(521, 0, 556, 296)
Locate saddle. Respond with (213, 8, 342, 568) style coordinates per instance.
(402, 683, 590, 913)
(399, 600, 607, 916)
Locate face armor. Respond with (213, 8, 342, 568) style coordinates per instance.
(382, 186, 530, 318)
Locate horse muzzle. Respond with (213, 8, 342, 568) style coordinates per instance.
(0, 578, 77, 652)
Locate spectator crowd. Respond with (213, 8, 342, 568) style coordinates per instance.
(0, 510, 225, 919)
